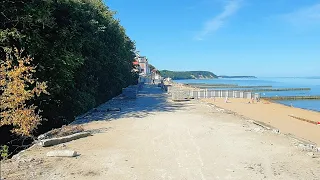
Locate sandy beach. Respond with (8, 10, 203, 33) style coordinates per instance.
(202, 98, 320, 145)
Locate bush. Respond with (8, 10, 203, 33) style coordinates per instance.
(0, 48, 48, 136)
(0, 145, 9, 159)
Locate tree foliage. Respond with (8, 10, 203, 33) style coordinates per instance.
(0, 145, 9, 159)
(149, 64, 156, 71)
(0, 48, 48, 136)
(0, 0, 138, 149)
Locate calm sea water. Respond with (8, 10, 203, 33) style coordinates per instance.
(175, 77, 320, 112)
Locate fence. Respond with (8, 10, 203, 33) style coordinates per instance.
(169, 88, 260, 101)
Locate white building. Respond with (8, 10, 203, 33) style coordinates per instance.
(136, 56, 150, 75)
(151, 69, 161, 80)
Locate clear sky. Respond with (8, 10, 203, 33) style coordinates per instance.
(106, 0, 320, 77)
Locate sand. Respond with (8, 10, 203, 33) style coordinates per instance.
(202, 98, 320, 145)
(1, 86, 320, 180)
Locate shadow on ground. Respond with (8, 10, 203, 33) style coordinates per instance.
(72, 85, 189, 124)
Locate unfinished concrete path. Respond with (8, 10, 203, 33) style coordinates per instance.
(2, 85, 320, 180)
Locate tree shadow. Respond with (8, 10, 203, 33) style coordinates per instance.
(72, 85, 189, 124)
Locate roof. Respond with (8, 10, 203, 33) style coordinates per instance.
(133, 61, 139, 65)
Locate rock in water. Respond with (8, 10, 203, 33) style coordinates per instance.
(46, 150, 77, 157)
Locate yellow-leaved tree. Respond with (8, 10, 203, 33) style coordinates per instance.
(0, 48, 48, 136)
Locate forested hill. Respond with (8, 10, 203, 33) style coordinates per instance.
(160, 70, 217, 80)
(1, 0, 138, 155)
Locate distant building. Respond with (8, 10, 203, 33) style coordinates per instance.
(151, 69, 161, 80)
(136, 56, 150, 75)
(132, 60, 140, 73)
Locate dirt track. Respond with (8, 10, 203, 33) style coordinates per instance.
(2, 86, 320, 180)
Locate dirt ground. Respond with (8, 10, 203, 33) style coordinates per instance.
(1, 86, 320, 180)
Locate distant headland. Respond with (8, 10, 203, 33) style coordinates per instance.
(159, 70, 257, 80)
(159, 70, 217, 80)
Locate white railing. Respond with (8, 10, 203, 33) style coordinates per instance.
(168, 87, 260, 101)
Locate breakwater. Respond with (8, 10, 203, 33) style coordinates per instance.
(221, 88, 311, 92)
(263, 96, 320, 100)
(194, 85, 273, 89)
(186, 83, 238, 86)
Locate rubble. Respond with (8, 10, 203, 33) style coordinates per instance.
(46, 150, 78, 157)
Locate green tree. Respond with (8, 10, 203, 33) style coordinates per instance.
(0, 0, 138, 153)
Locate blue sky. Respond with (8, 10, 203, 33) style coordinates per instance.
(106, 0, 320, 77)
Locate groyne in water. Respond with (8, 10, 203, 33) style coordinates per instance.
(194, 85, 273, 89)
(217, 88, 311, 92)
(263, 96, 320, 100)
(186, 83, 238, 86)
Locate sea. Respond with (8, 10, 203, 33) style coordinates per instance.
(175, 77, 320, 112)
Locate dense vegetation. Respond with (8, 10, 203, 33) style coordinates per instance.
(0, 0, 138, 156)
(160, 70, 217, 80)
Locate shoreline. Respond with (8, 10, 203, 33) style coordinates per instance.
(272, 99, 320, 113)
(201, 97, 320, 145)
